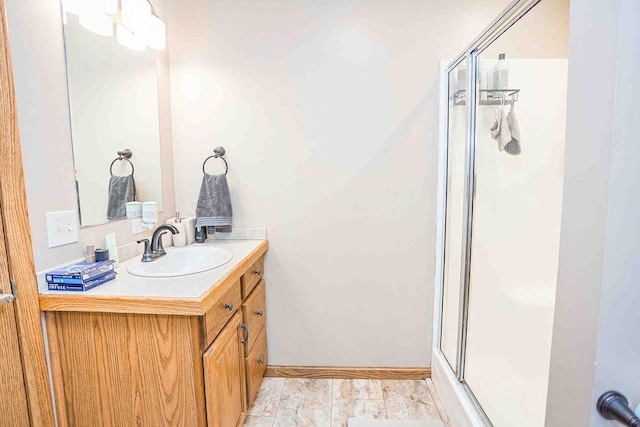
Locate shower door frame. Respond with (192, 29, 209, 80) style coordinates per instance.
(433, 0, 543, 425)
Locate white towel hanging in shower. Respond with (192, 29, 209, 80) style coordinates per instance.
(489, 106, 512, 151)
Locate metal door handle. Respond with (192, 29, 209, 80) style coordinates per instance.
(597, 391, 640, 426)
(241, 324, 249, 344)
(0, 293, 15, 307)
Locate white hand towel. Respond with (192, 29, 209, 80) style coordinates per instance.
(489, 106, 512, 151)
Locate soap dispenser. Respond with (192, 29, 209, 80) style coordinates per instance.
(493, 53, 509, 90)
(172, 212, 187, 247)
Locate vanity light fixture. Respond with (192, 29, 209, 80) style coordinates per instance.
(121, 0, 150, 36)
(145, 13, 166, 50)
(79, 11, 114, 36)
(116, 24, 147, 51)
(99, 0, 119, 14)
(61, 0, 83, 15)
(61, 0, 166, 51)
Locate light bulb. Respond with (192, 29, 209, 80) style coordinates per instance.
(99, 0, 118, 14)
(79, 12, 113, 36)
(62, 0, 85, 15)
(145, 14, 166, 50)
(116, 25, 146, 51)
(121, 0, 151, 35)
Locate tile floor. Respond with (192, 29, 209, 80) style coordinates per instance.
(244, 378, 451, 427)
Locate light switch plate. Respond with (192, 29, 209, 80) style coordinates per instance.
(46, 210, 79, 248)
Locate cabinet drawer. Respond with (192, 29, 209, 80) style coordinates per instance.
(245, 326, 268, 406)
(241, 256, 264, 299)
(241, 279, 266, 355)
(203, 279, 242, 347)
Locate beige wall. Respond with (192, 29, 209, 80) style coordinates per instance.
(166, 0, 512, 367)
(483, 0, 569, 59)
(6, 0, 175, 273)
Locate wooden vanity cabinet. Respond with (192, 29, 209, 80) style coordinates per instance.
(204, 312, 246, 427)
(241, 278, 268, 405)
(43, 247, 268, 427)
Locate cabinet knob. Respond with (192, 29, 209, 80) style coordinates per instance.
(258, 357, 265, 365)
(256, 310, 263, 317)
(254, 270, 261, 276)
(224, 303, 234, 311)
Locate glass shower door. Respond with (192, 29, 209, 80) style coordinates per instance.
(439, 58, 469, 373)
(462, 3, 569, 425)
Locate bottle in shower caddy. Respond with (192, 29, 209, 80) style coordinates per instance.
(479, 61, 489, 91)
(457, 60, 468, 93)
(493, 53, 509, 90)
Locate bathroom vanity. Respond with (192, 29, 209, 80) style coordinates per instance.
(39, 240, 268, 427)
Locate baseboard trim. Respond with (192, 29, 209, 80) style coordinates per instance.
(264, 366, 431, 380)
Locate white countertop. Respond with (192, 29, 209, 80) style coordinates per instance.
(40, 240, 265, 300)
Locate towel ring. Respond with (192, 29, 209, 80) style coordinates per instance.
(202, 147, 228, 175)
(110, 149, 135, 176)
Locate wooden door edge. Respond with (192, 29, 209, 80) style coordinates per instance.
(0, 1, 56, 425)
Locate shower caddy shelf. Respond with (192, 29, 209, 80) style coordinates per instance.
(452, 88, 520, 106)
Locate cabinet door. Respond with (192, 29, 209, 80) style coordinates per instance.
(0, 196, 29, 426)
(203, 312, 246, 427)
(0, 279, 29, 427)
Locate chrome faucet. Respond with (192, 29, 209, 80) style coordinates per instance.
(137, 224, 179, 262)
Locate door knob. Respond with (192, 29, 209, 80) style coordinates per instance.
(597, 391, 640, 426)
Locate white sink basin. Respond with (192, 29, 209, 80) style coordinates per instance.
(127, 246, 233, 278)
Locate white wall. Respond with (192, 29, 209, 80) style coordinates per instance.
(166, 0, 514, 367)
(547, 0, 640, 425)
(6, 0, 175, 273)
(590, 0, 640, 418)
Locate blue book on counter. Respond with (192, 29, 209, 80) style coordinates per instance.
(47, 271, 117, 292)
(46, 260, 115, 283)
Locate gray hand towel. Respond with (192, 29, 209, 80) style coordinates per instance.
(505, 103, 521, 155)
(106, 175, 136, 220)
(195, 173, 232, 233)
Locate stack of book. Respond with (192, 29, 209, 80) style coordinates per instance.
(46, 260, 117, 291)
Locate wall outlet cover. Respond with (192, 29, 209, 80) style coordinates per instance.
(46, 210, 79, 248)
(131, 218, 144, 235)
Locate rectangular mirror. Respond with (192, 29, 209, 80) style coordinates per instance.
(62, 8, 164, 227)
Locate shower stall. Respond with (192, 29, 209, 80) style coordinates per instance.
(433, 0, 569, 425)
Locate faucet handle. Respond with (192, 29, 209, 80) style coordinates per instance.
(137, 239, 153, 262)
